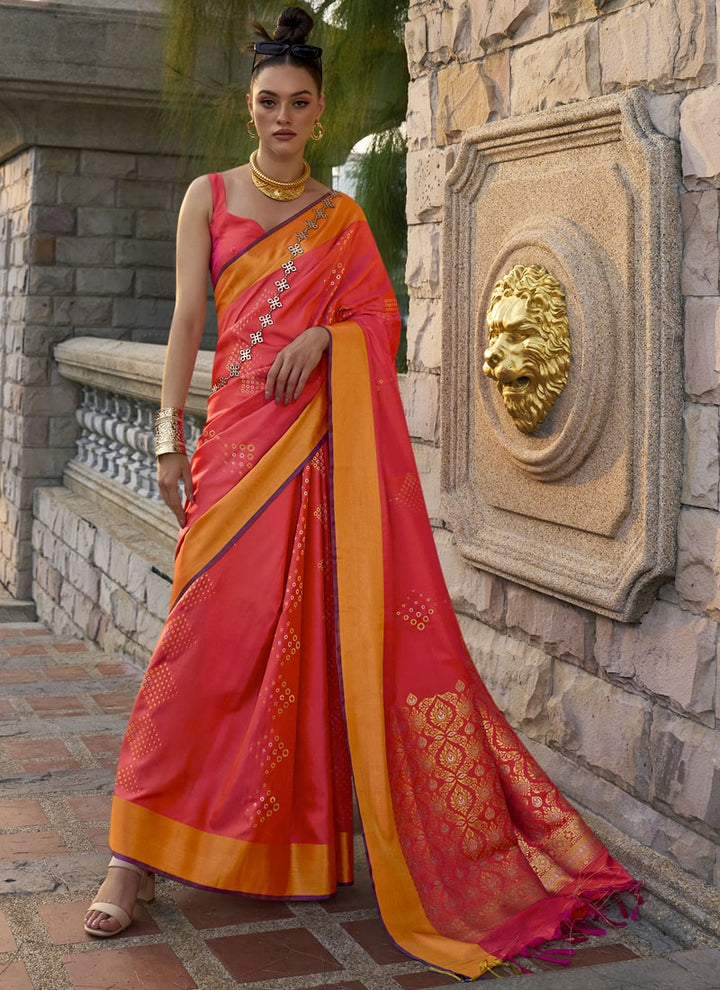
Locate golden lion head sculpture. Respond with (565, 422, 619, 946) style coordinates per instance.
(483, 264, 571, 435)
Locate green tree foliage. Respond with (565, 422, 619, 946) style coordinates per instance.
(161, 0, 409, 332)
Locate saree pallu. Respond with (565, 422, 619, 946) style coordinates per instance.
(110, 181, 638, 979)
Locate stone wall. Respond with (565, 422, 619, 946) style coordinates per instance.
(0, 143, 201, 600)
(405, 0, 720, 888)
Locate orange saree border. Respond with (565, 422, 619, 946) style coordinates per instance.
(110, 797, 353, 898)
(171, 388, 328, 607)
(213, 192, 347, 320)
(328, 322, 502, 979)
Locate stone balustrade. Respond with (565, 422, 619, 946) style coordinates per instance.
(54, 336, 212, 544)
(31, 337, 213, 662)
(75, 390, 163, 502)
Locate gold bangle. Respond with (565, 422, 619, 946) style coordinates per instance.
(154, 407, 186, 456)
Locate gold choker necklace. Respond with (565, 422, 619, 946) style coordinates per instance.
(249, 151, 310, 202)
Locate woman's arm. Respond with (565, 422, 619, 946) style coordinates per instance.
(157, 175, 213, 526)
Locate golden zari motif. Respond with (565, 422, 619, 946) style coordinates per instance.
(388, 678, 609, 941)
(400, 682, 509, 858)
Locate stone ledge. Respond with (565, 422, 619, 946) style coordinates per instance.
(433, 949, 720, 990)
(0, 1, 164, 96)
(54, 336, 213, 418)
(0, 0, 222, 160)
(0, 594, 36, 621)
(33, 484, 176, 582)
(581, 804, 720, 947)
(64, 460, 178, 549)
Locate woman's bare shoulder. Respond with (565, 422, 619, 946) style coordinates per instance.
(217, 165, 247, 194)
(178, 174, 214, 222)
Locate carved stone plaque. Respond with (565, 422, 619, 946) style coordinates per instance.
(441, 91, 682, 622)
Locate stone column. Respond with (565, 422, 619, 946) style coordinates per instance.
(0, 0, 213, 599)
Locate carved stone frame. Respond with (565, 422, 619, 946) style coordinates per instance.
(441, 91, 682, 622)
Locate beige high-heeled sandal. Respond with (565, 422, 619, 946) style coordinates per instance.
(84, 856, 155, 938)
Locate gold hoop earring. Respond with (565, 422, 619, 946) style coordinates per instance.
(311, 120, 324, 142)
(246, 119, 258, 139)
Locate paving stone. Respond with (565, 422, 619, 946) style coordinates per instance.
(304, 983, 369, 990)
(319, 871, 377, 914)
(395, 974, 462, 989)
(0, 830, 69, 861)
(26, 696, 89, 719)
(206, 927, 344, 982)
(62, 944, 197, 989)
(0, 669, 36, 685)
(0, 800, 49, 828)
(0, 767, 115, 798)
(341, 918, 409, 966)
(498, 952, 720, 988)
(0, 911, 18, 953)
(3, 739, 73, 761)
(0, 961, 34, 990)
(672, 947, 720, 983)
(79, 734, 121, 758)
(532, 943, 639, 971)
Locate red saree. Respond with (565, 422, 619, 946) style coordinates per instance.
(110, 175, 638, 979)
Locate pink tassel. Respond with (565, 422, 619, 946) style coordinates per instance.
(528, 948, 574, 967)
(581, 899, 626, 930)
(499, 887, 645, 978)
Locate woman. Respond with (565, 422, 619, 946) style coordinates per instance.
(85, 6, 638, 978)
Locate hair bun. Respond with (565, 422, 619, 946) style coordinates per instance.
(274, 5, 314, 44)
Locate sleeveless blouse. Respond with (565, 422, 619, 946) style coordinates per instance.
(208, 172, 266, 285)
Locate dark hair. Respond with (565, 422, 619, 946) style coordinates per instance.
(248, 6, 322, 91)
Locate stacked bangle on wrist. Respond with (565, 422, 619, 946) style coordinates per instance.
(154, 407, 186, 456)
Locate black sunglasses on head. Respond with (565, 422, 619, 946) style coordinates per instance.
(252, 41, 323, 77)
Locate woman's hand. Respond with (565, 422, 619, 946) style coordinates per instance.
(265, 325, 329, 405)
(157, 452, 194, 527)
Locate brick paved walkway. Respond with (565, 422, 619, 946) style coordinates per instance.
(0, 621, 717, 989)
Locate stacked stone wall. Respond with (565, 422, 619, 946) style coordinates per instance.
(32, 485, 171, 665)
(405, 0, 720, 887)
(0, 143, 210, 600)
